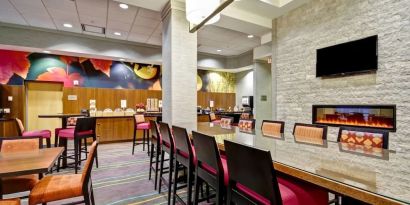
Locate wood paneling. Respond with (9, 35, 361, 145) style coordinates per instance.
(0, 120, 18, 137)
(0, 85, 24, 121)
(197, 91, 235, 110)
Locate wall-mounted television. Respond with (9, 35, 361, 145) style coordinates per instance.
(316, 35, 378, 77)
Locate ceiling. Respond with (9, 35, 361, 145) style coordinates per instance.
(0, 0, 307, 56)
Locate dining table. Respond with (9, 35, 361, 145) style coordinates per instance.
(195, 122, 410, 205)
(0, 147, 64, 178)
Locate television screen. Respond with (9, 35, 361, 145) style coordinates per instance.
(316, 35, 378, 77)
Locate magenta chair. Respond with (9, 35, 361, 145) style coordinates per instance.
(15, 118, 51, 148)
(132, 114, 150, 155)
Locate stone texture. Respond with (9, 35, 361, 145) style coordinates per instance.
(162, 1, 197, 131)
(254, 61, 272, 128)
(272, 0, 410, 150)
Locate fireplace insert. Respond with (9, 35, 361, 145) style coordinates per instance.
(312, 105, 396, 131)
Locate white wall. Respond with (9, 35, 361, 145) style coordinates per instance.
(235, 70, 254, 108)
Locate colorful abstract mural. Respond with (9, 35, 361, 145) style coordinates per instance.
(197, 70, 235, 93)
(0, 49, 162, 90)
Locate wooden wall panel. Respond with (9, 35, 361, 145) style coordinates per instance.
(197, 91, 235, 110)
(0, 85, 24, 121)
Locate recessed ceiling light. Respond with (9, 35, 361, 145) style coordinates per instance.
(119, 58, 125, 61)
(63, 23, 73, 28)
(43, 50, 51, 53)
(114, 32, 122, 36)
(217, 49, 222, 52)
(247, 34, 254, 38)
(119, 3, 128, 9)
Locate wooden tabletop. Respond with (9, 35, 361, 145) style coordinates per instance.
(38, 114, 86, 118)
(0, 147, 64, 177)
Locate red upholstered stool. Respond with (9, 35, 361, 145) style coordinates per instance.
(132, 114, 151, 155)
(57, 117, 97, 174)
(54, 117, 77, 147)
(15, 118, 51, 148)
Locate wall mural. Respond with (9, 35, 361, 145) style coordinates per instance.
(197, 69, 235, 93)
(0, 49, 162, 90)
(0, 49, 235, 93)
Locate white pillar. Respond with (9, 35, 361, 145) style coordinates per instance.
(161, 0, 197, 131)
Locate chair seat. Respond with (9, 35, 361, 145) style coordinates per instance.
(58, 128, 93, 139)
(22, 130, 51, 138)
(200, 158, 229, 186)
(136, 122, 150, 130)
(236, 182, 299, 205)
(0, 198, 21, 205)
(277, 177, 328, 205)
(1, 174, 38, 195)
(178, 145, 197, 166)
(29, 174, 83, 205)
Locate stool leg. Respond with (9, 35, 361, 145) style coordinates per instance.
(147, 130, 150, 156)
(172, 159, 178, 205)
(167, 153, 174, 204)
(158, 150, 165, 194)
(142, 130, 146, 151)
(149, 143, 154, 180)
(132, 128, 137, 155)
(154, 146, 160, 190)
(46, 138, 51, 148)
(93, 135, 98, 168)
(54, 132, 59, 147)
(74, 138, 79, 174)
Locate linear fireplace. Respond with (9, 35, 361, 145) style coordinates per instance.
(312, 105, 396, 131)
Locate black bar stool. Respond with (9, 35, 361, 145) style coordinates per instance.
(157, 122, 175, 204)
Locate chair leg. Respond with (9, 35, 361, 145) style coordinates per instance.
(93, 135, 98, 168)
(149, 143, 154, 181)
(193, 171, 200, 205)
(187, 165, 193, 205)
(54, 132, 59, 147)
(167, 153, 174, 205)
(90, 189, 96, 205)
(172, 160, 178, 205)
(46, 138, 51, 148)
(206, 183, 210, 203)
(132, 128, 137, 155)
(147, 130, 150, 156)
(142, 130, 146, 151)
(158, 150, 165, 194)
(154, 147, 160, 190)
(74, 138, 79, 174)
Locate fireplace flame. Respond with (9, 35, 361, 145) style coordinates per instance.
(316, 118, 393, 128)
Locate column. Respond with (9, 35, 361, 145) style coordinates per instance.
(161, 0, 197, 131)
(253, 60, 272, 127)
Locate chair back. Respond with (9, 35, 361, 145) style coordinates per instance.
(0, 137, 40, 153)
(15, 118, 25, 135)
(149, 120, 159, 139)
(293, 123, 327, 140)
(224, 140, 282, 205)
(172, 126, 194, 160)
(238, 119, 255, 130)
(261, 120, 285, 137)
(81, 141, 98, 192)
(192, 131, 223, 178)
(240, 113, 250, 120)
(220, 116, 234, 126)
(209, 113, 217, 121)
(338, 126, 389, 149)
(158, 122, 174, 150)
(75, 117, 96, 136)
(134, 114, 145, 124)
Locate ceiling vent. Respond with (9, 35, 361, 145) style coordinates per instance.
(81, 24, 105, 34)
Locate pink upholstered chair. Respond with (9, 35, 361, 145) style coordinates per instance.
(15, 118, 51, 148)
(209, 113, 220, 124)
(54, 117, 77, 147)
(57, 117, 97, 174)
(132, 114, 150, 155)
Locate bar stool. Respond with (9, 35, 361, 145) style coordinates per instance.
(224, 140, 328, 205)
(54, 117, 77, 147)
(57, 117, 97, 174)
(192, 131, 229, 205)
(157, 122, 175, 204)
(132, 114, 150, 155)
(15, 118, 51, 148)
(148, 120, 164, 190)
(171, 126, 197, 205)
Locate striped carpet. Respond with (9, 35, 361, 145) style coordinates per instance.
(12, 142, 197, 205)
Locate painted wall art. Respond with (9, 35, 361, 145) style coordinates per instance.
(197, 69, 235, 93)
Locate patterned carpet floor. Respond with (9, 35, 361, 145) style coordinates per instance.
(12, 142, 196, 205)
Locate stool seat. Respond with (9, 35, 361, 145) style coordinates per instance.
(58, 129, 93, 139)
(236, 183, 299, 205)
(136, 122, 150, 130)
(178, 145, 197, 166)
(201, 158, 229, 186)
(22, 130, 51, 138)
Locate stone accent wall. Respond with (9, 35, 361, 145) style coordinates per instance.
(273, 0, 410, 150)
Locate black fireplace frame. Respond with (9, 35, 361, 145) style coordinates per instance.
(312, 104, 396, 132)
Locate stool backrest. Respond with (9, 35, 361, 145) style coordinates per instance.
(172, 126, 193, 158)
(0, 137, 40, 153)
(338, 126, 389, 149)
(192, 131, 223, 177)
(224, 140, 282, 205)
(149, 120, 159, 139)
(134, 114, 145, 124)
(158, 122, 173, 149)
(15, 118, 25, 135)
(209, 113, 217, 121)
(75, 117, 96, 134)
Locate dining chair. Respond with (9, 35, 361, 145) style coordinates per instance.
(158, 122, 175, 204)
(192, 131, 228, 205)
(15, 118, 51, 148)
(293, 123, 327, 145)
(171, 126, 197, 205)
(261, 120, 285, 138)
(337, 126, 389, 149)
(132, 114, 150, 155)
(224, 140, 328, 205)
(148, 120, 164, 190)
(209, 113, 220, 124)
(238, 119, 256, 130)
(29, 141, 98, 205)
(57, 117, 98, 174)
(0, 198, 21, 205)
(0, 137, 41, 199)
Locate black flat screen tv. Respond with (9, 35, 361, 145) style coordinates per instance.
(316, 35, 378, 77)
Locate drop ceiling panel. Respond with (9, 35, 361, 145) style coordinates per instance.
(107, 19, 132, 31)
(127, 33, 150, 43)
(108, 0, 138, 24)
(133, 16, 160, 29)
(0, 1, 27, 25)
(137, 8, 161, 20)
(147, 36, 161, 46)
(106, 29, 128, 40)
(79, 15, 106, 27)
(10, 0, 56, 29)
(130, 25, 156, 35)
(42, 0, 77, 11)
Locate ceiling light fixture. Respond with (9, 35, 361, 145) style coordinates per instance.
(119, 3, 128, 9)
(186, 0, 220, 25)
(217, 49, 222, 52)
(63, 23, 73, 28)
(114, 32, 121, 36)
(119, 58, 125, 61)
(43, 50, 51, 53)
(247, 34, 254, 38)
